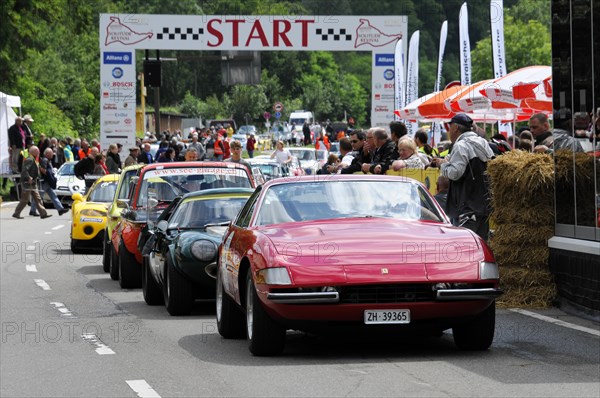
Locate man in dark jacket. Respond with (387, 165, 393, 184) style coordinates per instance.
(361, 128, 396, 174)
(12, 146, 52, 219)
(8, 116, 26, 173)
(341, 130, 371, 174)
(30, 148, 68, 216)
(431, 113, 494, 240)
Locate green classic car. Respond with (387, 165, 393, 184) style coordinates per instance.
(142, 188, 254, 315)
(102, 164, 144, 275)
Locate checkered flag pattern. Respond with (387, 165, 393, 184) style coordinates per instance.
(157, 27, 204, 40)
(315, 28, 352, 41)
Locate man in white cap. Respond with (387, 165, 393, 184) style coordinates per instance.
(22, 114, 34, 140)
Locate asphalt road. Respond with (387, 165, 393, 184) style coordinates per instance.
(1, 202, 599, 397)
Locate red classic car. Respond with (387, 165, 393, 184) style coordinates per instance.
(111, 161, 256, 289)
(216, 174, 502, 356)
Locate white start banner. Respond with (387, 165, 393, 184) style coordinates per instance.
(99, 14, 407, 132)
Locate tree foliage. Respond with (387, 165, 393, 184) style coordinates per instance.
(0, 0, 551, 136)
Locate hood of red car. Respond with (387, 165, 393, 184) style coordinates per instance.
(259, 218, 480, 266)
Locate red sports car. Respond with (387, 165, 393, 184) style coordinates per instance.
(216, 174, 502, 356)
(111, 161, 256, 289)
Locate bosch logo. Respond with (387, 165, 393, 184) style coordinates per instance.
(384, 83, 394, 89)
(383, 69, 394, 81)
(112, 81, 134, 87)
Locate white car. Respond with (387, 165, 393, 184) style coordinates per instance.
(287, 147, 319, 175)
(231, 133, 248, 150)
(42, 162, 85, 208)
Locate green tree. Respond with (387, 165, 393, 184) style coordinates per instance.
(471, 16, 551, 82)
(226, 85, 269, 124)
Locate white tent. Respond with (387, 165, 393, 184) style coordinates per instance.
(0, 91, 21, 175)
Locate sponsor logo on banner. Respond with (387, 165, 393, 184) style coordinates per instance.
(112, 81, 134, 87)
(104, 17, 153, 46)
(103, 81, 111, 88)
(103, 103, 117, 110)
(374, 105, 389, 112)
(104, 120, 119, 125)
(102, 91, 109, 98)
(103, 51, 133, 64)
(375, 53, 395, 66)
(354, 19, 402, 48)
(374, 94, 381, 100)
(114, 112, 129, 117)
(124, 118, 132, 125)
(112, 67, 124, 78)
(383, 69, 394, 80)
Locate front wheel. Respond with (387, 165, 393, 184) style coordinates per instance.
(453, 301, 496, 350)
(109, 242, 119, 281)
(245, 272, 286, 356)
(216, 265, 245, 338)
(118, 240, 141, 289)
(142, 256, 164, 305)
(102, 230, 111, 272)
(163, 256, 194, 316)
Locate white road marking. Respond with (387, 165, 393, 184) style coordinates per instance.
(27, 245, 36, 250)
(44, 232, 52, 235)
(81, 334, 115, 355)
(51, 224, 65, 230)
(1, 201, 17, 207)
(126, 380, 161, 398)
(33, 240, 40, 243)
(26, 264, 37, 272)
(510, 308, 600, 337)
(34, 279, 51, 290)
(50, 302, 75, 318)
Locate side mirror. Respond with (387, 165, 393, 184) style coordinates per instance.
(72, 193, 84, 202)
(116, 199, 129, 209)
(148, 198, 159, 208)
(157, 220, 168, 233)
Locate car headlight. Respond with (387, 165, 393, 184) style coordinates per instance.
(255, 267, 292, 285)
(190, 240, 217, 262)
(81, 209, 107, 217)
(479, 261, 499, 280)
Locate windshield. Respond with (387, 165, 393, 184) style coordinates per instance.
(58, 163, 76, 176)
(316, 150, 328, 161)
(117, 169, 138, 200)
(88, 181, 117, 203)
(255, 180, 444, 226)
(288, 149, 316, 162)
(168, 197, 249, 229)
(137, 166, 252, 207)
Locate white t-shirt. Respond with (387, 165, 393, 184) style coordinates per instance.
(273, 149, 291, 164)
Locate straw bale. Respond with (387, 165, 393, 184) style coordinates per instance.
(491, 224, 554, 247)
(497, 266, 556, 308)
(488, 151, 554, 206)
(490, 206, 554, 226)
(490, 245, 549, 269)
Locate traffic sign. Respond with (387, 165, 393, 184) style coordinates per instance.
(263, 111, 271, 120)
(273, 102, 284, 112)
(275, 111, 281, 119)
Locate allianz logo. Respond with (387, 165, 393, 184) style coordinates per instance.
(377, 56, 394, 63)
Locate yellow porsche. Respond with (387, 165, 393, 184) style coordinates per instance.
(70, 174, 119, 253)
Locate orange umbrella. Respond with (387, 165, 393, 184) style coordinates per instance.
(416, 85, 466, 119)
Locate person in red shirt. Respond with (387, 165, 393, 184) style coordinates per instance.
(246, 134, 256, 158)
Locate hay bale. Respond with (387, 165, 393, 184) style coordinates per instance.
(491, 245, 549, 269)
(491, 224, 554, 247)
(497, 266, 556, 308)
(488, 151, 554, 208)
(491, 206, 554, 226)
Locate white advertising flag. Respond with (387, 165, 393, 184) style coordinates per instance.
(405, 31, 420, 135)
(459, 3, 472, 85)
(432, 21, 448, 145)
(394, 38, 405, 121)
(490, 0, 512, 136)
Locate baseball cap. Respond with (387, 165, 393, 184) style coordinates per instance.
(450, 113, 473, 128)
(24, 114, 34, 122)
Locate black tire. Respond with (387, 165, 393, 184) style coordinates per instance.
(118, 240, 141, 289)
(245, 272, 286, 356)
(453, 301, 496, 350)
(216, 265, 245, 338)
(109, 242, 119, 281)
(102, 230, 111, 273)
(70, 239, 82, 254)
(163, 256, 194, 316)
(142, 256, 164, 305)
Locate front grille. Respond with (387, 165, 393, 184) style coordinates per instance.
(339, 284, 435, 304)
